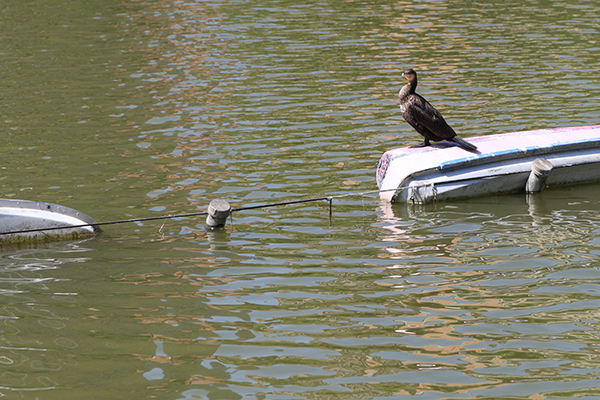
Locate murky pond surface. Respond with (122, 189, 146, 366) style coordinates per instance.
(2, 0, 600, 399)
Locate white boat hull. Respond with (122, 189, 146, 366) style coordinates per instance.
(0, 199, 98, 243)
(377, 125, 600, 203)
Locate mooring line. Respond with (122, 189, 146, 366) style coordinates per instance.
(0, 187, 400, 236)
(229, 196, 332, 212)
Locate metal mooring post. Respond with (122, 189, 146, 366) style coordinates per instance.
(205, 199, 231, 229)
(525, 158, 553, 193)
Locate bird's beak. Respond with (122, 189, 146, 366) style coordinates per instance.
(401, 72, 406, 79)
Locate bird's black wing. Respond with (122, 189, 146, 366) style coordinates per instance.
(404, 95, 457, 140)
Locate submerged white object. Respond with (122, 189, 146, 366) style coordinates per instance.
(377, 125, 600, 203)
(0, 199, 98, 243)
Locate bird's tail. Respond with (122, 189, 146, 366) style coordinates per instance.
(451, 136, 478, 152)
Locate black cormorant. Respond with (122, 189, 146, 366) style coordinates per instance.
(399, 68, 477, 152)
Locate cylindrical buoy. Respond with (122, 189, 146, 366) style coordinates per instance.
(525, 158, 553, 193)
(205, 199, 231, 229)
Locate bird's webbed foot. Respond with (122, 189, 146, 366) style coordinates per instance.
(409, 141, 431, 148)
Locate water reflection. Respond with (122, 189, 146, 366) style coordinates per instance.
(373, 188, 600, 392)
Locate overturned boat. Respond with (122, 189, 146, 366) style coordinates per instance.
(0, 199, 99, 244)
(377, 125, 600, 203)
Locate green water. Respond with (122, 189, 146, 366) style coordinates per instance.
(2, 0, 600, 399)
